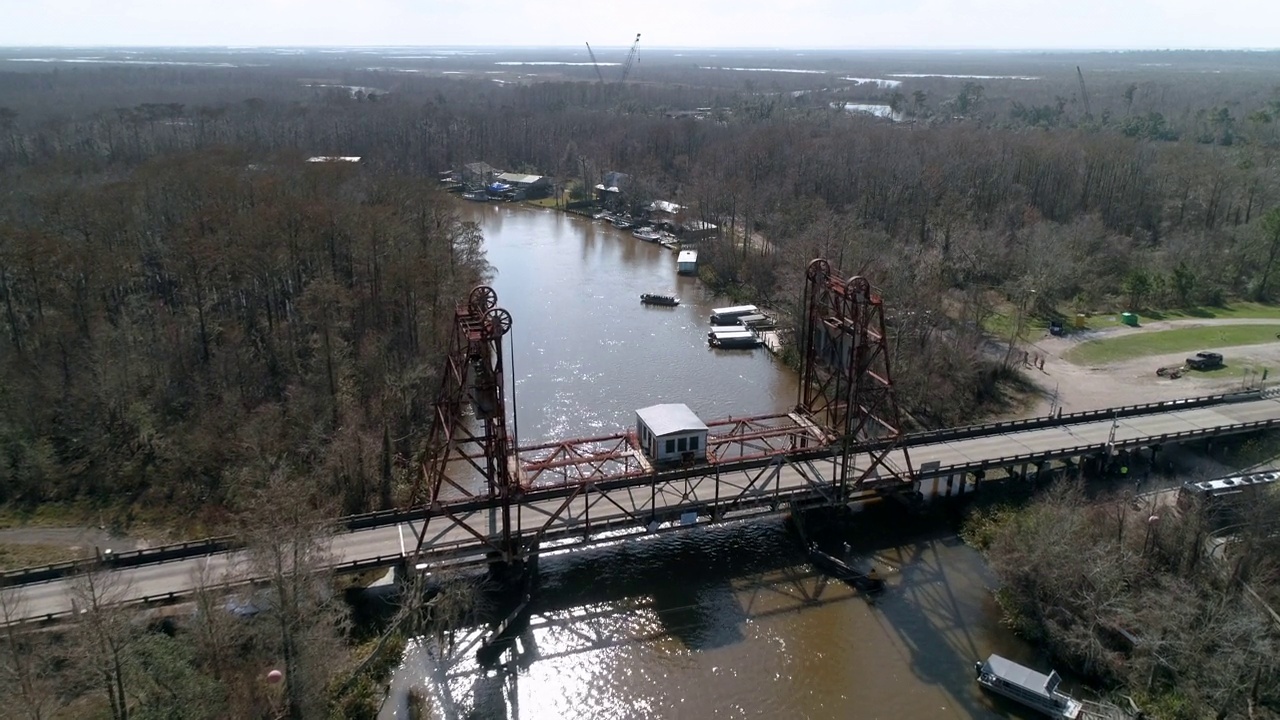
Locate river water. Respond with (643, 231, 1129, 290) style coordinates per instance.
(382, 203, 1054, 720)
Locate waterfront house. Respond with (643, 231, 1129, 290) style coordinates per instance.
(495, 172, 551, 199)
(462, 161, 498, 188)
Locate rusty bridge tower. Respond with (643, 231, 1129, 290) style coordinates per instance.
(406, 285, 520, 561)
(797, 258, 914, 498)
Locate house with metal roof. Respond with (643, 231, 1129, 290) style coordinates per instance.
(636, 404, 709, 464)
(495, 172, 548, 188)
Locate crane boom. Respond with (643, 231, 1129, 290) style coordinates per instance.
(1076, 66, 1092, 120)
(619, 33, 641, 83)
(585, 42, 606, 84)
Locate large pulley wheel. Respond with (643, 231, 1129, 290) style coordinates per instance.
(469, 285, 498, 314)
(846, 275, 870, 299)
(485, 308, 513, 338)
(806, 258, 831, 282)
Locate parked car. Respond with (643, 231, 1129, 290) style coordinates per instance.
(1185, 351, 1224, 370)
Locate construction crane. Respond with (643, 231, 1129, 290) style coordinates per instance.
(619, 33, 641, 83)
(584, 42, 606, 84)
(1076, 66, 1092, 121)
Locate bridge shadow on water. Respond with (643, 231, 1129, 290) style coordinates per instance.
(377, 501, 1041, 719)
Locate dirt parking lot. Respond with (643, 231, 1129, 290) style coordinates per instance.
(1016, 318, 1280, 417)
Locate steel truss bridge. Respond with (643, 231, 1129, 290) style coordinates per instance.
(6, 258, 1280, 626)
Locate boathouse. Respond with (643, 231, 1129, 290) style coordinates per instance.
(677, 250, 699, 275)
(636, 404, 709, 463)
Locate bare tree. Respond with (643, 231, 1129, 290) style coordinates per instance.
(0, 585, 59, 719)
(236, 466, 351, 720)
(67, 569, 137, 720)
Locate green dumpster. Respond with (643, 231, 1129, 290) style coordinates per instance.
(1121, 312, 1139, 327)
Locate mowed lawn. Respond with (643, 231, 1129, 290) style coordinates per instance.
(1065, 324, 1280, 365)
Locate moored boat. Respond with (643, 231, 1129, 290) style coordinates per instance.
(640, 293, 680, 306)
(974, 654, 1083, 719)
(462, 190, 489, 202)
(709, 332, 761, 349)
(611, 215, 634, 230)
(633, 226, 662, 242)
(709, 304, 759, 325)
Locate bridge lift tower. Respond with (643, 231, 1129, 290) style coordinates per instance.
(406, 285, 520, 561)
(797, 258, 916, 498)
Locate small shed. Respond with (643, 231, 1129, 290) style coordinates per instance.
(636, 403, 709, 463)
(677, 250, 698, 275)
(681, 219, 719, 241)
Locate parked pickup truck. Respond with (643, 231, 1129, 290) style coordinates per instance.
(1185, 351, 1224, 370)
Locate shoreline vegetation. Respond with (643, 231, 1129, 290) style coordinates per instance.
(962, 481, 1280, 720)
(2, 46, 1280, 717)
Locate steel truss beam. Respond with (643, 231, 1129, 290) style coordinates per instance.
(517, 433, 649, 489)
(797, 258, 915, 492)
(497, 454, 843, 557)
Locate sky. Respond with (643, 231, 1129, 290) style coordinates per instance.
(0, 0, 1277, 50)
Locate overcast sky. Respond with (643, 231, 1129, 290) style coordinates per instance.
(0, 0, 1276, 50)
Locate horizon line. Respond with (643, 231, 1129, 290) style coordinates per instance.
(1, 44, 1279, 53)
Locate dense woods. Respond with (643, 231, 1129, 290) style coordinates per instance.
(0, 144, 489, 518)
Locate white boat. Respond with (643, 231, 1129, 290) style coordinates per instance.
(709, 305, 759, 325)
(462, 191, 489, 202)
(975, 654, 1082, 719)
(633, 227, 662, 242)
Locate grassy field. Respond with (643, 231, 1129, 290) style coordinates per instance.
(523, 196, 560, 209)
(1088, 302, 1280, 329)
(1064, 323, 1280, 365)
(0, 543, 84, 571)
(982, 302, 1280, 342)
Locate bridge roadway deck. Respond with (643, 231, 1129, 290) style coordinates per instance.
(7, 395, 1280, 625)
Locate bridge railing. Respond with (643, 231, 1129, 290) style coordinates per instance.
(1, 535, 239, 586)
(912, 416, 1280, 480)
(897, 388, 1264, 448)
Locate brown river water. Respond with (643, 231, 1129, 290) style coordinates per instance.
(381, 203, 1056, 719)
